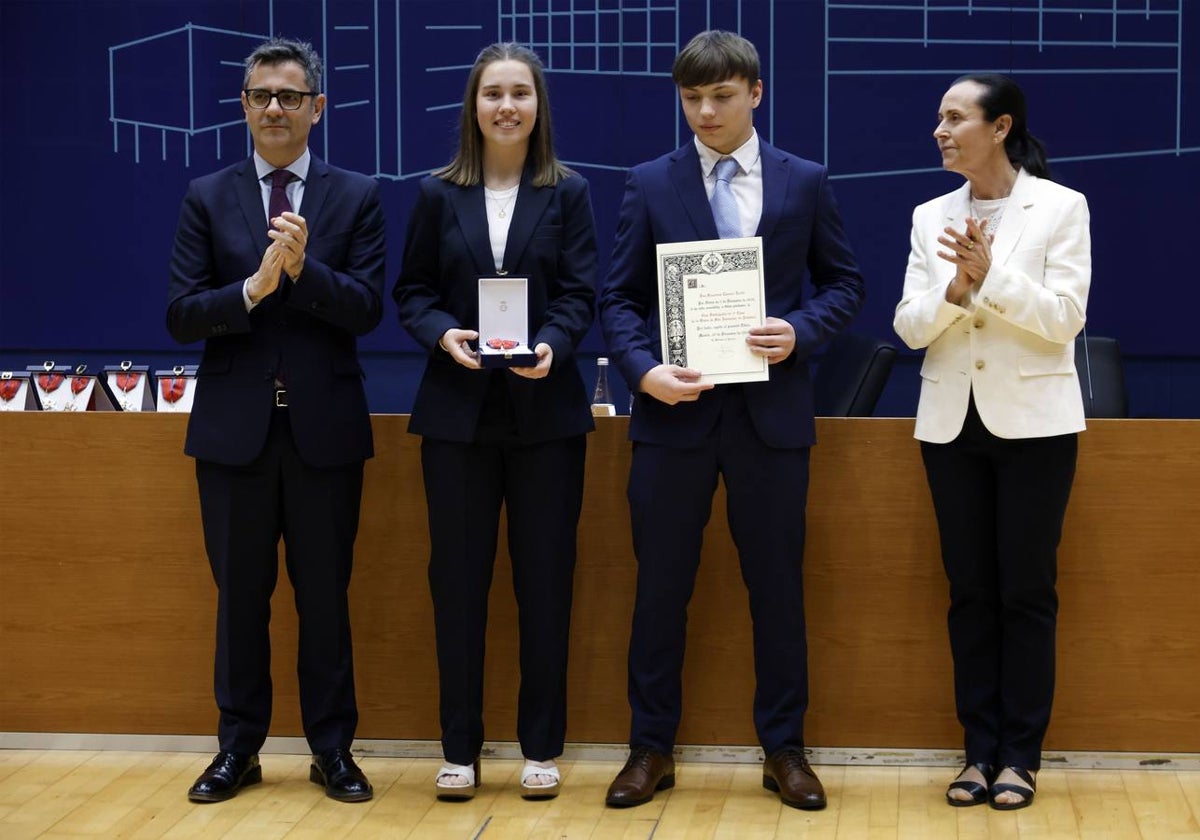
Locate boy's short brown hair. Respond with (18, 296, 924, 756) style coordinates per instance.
(672, 30, 761, 89)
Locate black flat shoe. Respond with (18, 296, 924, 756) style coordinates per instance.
(188, 752, 261, 803)
(946, 762, 994, 807)
(989, 766, 1036, 810)
(310, 747, 373, 802)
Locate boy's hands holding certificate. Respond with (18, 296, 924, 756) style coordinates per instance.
(640, 314, 793, 406)
(746, 317, 795, 364)
(638, 364, 715, 405)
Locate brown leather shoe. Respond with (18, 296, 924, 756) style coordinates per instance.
(605, 746, 675, 807)
(763, 748, 826, 810)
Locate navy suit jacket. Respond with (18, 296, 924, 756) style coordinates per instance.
(393, 170, 596, 444)
(599, 139, 865, 449)
(166, 156, 386, 467)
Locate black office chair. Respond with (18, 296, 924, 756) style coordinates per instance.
(1075, 334, 1129, 418)
(813, 331, 897, 417)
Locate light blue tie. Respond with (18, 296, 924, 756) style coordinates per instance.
(710, 156, 741, 239)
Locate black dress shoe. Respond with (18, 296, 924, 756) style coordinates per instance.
(605, 746, 675, 807)
(763, 748, 826, 810)
(187, 752, 261, 803)
(310, 747, 373, 802)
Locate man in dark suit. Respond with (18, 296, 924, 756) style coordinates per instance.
(598, 30, 865, 810)
(166, 37, 384, 804)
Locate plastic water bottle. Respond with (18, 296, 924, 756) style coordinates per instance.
(591, 357, 616, 417)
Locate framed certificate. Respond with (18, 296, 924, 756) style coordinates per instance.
(656, 236, 769, 385)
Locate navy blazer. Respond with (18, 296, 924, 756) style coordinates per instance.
(166, 156, 386, 467)
(599, 139, 865, 449)
(393, 170, 597, 444)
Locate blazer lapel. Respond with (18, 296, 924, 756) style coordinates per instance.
(299, 155, 332, 235)
(989, 168, 1034, 266)
(501, 168, 554, 272)
(669, 144, 719, 240)
(756, 140, 789, 241)
(937, 182, 973, 286)
(447, 183, 497, 275)
(942, 181, 972, 231)
(235, 159, 270, 253)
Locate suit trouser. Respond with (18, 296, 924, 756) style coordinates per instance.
(421, 434, 586, 766)
(626, 386, 811, 755)
(920, 397, 1077, 771)
(195, 407, 364, 755)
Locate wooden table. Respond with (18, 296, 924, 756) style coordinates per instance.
(2, 414, 1197, 752)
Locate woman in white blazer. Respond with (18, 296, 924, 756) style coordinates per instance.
(894, 74, 1091, 811)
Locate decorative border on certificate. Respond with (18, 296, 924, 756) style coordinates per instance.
(656, 236, 768, 385)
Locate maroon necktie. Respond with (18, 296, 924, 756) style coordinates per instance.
(267, 170, 296, 387)
(269, 169, 295, 221)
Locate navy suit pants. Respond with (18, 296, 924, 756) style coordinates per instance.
(421, 434, 587, 766)
(625, 386, 811, 755)
(196, 407, 363, 755)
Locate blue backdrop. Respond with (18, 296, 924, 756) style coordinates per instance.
(2, 0, 1197, 413)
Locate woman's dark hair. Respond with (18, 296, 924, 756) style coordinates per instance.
(953, 73, 1050, 179)
(437, 43, 572, 188)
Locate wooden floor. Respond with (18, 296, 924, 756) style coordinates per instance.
(2, 751, 1198, 839)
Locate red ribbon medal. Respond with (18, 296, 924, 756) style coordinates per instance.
(161, 378, 187, 403)
(116, 372, 141, 392)
(37, 373, 64, 392)
(486, 338, 519, 350)
(0, 380, 20, 401)
(71, 376, 90, 395)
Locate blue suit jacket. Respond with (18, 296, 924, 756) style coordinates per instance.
(166, 156, 386, 467)
(599, 139, 866, 448)
(393, 170, 597, 444)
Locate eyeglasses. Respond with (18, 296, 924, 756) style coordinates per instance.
(243, 89, 318, 110)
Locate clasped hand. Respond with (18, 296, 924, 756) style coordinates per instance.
(937, 216, 992, 305)
(247, 212, 308, 304)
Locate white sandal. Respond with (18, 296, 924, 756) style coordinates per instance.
(435, 760, 480, 801)
(520, 759, 561, 800)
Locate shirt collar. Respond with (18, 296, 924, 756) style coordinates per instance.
(695, 130, 760, 178)
(253, 148, 311, 183)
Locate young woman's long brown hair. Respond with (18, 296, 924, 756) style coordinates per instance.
(437, 43, 572, 188)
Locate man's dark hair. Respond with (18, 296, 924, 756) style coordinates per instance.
(243, 37, 323, 93)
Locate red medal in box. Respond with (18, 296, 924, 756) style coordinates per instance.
(103, 361, 154, 411)
(0, 370, 34, 412)
(478, 275, 536, 368)
(155, 365, 199, 413)
(26, 362, 113, 411)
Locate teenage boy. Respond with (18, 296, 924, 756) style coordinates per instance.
(598, 30, 865, 810)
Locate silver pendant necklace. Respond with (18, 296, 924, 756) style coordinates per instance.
(486, 185, 518, 219)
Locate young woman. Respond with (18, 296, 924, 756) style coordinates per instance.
(894, 73, 1091, 811)
(393, 43, 597, 801)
